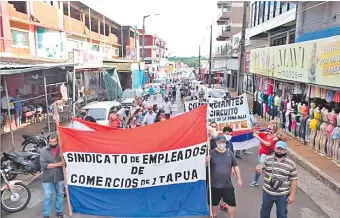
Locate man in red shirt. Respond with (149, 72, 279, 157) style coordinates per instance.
(249, 121, 279, 187)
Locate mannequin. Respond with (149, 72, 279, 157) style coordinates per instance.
(291, 112, 297, 136)
(332, 114, 340, 163)
(304, 103, 313, 142)
(300, 103, 308, 140)
(296, 103, 302, 139)
(309, 106, 320, 149)
(319, 107, 329, 155)
(258, 91, 264, 117)
(285, 98, 292, 132)
(268, 94, 274, 121)
(326, 109, 337, 158)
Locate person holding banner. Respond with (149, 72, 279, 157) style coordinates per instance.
(40, 134, 65, 218)
(249, 121, 280, 187)
(208, 135, 242, 218)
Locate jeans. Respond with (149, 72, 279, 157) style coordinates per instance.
(42, 181, 64, 216)
(15, 110, 22, 127)
(260, 191, 288, 218)
(254, 154, 266, 183)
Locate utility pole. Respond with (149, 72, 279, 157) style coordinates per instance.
(142, 16, 146, 61)
(236, 1, 247, 95)
(208, 24, 212, 88)
(198, 45, 201, 80)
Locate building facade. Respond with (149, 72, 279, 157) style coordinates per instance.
(122, 26, 139, 61)
(138, 30, 168, 79)
(249, 1, 340, 163)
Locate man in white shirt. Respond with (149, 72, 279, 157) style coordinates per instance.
(143, 106, 157, 125)
(1, 92, 14, 131)
(162, 97, 172, 119)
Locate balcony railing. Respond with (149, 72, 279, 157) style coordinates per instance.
(109, 34, 119, 45)
(32, 1, 59, 29)
(7, 2, 28, 20)
(63, 15, 86, 35)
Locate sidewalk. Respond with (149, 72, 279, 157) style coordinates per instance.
(225, 86, 340, 195)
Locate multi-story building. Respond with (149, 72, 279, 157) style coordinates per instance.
(122, 26, 139, 60)
(0, 1, 123, 62)
(211, 1, 249, 88)
(138, 30, 168, 78)
(216, 1, 249, 41)
(249, 1, 297, 47)
(249, 1, 340, 164)
(295, 1, 340, 42)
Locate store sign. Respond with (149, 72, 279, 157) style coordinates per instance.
(244, 51, 250, 73)
(74, 49, 103, 69)
(250, 35, 340, 87)
(36, 27, 66, 59)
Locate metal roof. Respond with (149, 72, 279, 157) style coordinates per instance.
(0, 63, 78, 75)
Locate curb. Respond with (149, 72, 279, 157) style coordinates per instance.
(286, 147, 340, 195)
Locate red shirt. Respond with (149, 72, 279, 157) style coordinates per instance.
(51, 147, 58, 157)
(109, 115, 121, 128)
(258, 132, 278, 155)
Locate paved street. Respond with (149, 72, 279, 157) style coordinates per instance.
(2, 94, 340, 218)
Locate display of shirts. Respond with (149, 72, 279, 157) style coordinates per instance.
(274, 95, 280, 107)
(311, 87, 321, 98)
(321, 89, 327, 99)
(258, 92, 263, 104)
(326, 91, 334, 103)
(334, 91, 340, 103)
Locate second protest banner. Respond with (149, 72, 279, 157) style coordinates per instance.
(184, 94, 251, 131)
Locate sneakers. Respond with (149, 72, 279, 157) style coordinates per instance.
(249, 181, 259, 187)
(56, 213, 65, 218)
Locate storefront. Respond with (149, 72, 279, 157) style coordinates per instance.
(250, 35, 340, 163)
(0, 63, 76, 149)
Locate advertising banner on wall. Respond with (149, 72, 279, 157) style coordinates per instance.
(36, 27, 66, 59)
(74, 49, 103, 69)
(250, 35, 340, 88)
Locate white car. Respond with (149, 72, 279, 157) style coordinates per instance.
(208, 88, 231, 103)
(121, 89, 143, 111)
(77, 101, 124, 126)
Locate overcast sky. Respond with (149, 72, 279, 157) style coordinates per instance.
(82, 0, 221, 57)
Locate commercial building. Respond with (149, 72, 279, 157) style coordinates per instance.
(211, 1, 249, 88)
(122, 26, 140, 61)
(0, 1, 142, 145)
(138, 30, 168, 80)
(249, 1, 340, 163)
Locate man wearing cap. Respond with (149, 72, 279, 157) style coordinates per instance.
(142, 106, 157, 125)
(256, 141, 298, 218)
(207, 135, 242, 218)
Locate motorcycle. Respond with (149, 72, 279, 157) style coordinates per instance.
(1, 151, 41, 181)
(21, 130, 50, 152)
(0, 169, 31, 213)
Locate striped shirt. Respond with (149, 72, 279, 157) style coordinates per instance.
(262, 155, 298, 196)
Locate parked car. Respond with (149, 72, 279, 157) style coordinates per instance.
(76, 101, 123, 126)
(120, 89, 143, 112)
(208, 88, 231, 102)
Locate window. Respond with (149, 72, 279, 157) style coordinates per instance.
(289, 3, 296, 9)
(255, 2, 260, 25)
(258, 1, 263, 24)
(92, 44, 100, 51)
(281, 2, 289, 13)
(222, 4, 232, 12)
(11, 29, 29, 47)
(222, 25, 231, 32)
(264, 1, 270, 21)
(269, 1, 275, 19)
(113, 48, 119, 56)
(251, 3, 255, 27)
(254, 2, 258, 27)
(275, 1, 281, 17)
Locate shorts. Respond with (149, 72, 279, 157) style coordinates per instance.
(211, 187, 236, 207)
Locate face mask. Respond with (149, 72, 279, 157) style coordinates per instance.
(275, 152, 286, 158)
(49, 144, 58, 149)
(217, 143, 226, 150)
(225, 135, 232, 141)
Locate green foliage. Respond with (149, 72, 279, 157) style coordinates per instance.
(168, 56, 208, 68)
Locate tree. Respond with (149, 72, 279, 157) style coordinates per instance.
(168, 56, 208, 68)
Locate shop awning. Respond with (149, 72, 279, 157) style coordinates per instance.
(103, 59, 139, 72)
(0, 63, 78, 75)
